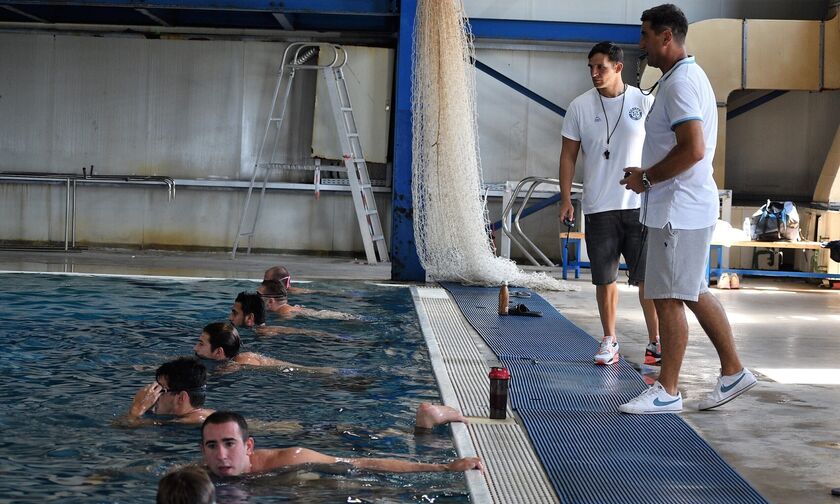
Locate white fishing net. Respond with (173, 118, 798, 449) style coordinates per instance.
(410, 0, 571, 290)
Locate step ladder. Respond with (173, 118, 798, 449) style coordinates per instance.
(231, 43, 389, 264)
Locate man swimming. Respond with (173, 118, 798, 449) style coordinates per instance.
(230, 291, 331, 338)
(258, 280, 357, 320)
(121, 357, 214, 426)
(263, 265, 315, 295)
(193, 322, 334, 374)
(200, 411, 483, 477)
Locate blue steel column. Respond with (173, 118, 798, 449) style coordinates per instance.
(390, 0, 424, 281)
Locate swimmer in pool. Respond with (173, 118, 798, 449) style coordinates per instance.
(121, 357, 214, 426)
(264, 265, 315, 295)
(200, 411, 483, 478)
(157, 466, 215, 504)
(258, 280, 357, 320)
(230, 291, 331, 338)
(194, 322, 335, 374)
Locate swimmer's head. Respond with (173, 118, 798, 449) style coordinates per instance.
(154, 357, 207, 414)
(157, 466, 215, 504)
(264, 266, 291, 289)
(194, 322, 240, 361)
(201, 411, 253, 478)
(230, 292, 265, 328)
(258, 280, 288, 310)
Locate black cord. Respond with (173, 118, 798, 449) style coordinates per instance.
(627, 188, 649, 281)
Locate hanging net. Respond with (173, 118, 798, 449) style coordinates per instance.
(411, 0, 572, 290)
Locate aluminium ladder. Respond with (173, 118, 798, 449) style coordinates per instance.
(231, 43, 389, 264)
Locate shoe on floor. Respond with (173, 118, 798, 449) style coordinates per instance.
(717, 273, 731, 289)
(729, 273, 741, 289)
(594, 336, 619, 365)
(644, 341, 661, 366)
(698, 368, 757, 411)
(618, 381, 682, 414)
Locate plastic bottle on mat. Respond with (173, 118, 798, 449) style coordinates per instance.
(498, 281, 509, 315)
(489, 366, 510, 419)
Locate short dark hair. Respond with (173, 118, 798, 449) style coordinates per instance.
(641, 4, 688, 44)
(156, 357, 207, 408)
(203, 322, 240, 359)
(259, 279, 288, 302)
(235, 291, 265, 325)
(156, 466, 215, 504)
(588, 41, 623, 64)
(202, 411, 249, 442)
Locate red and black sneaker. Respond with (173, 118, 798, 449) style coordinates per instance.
(644, 342, 661, 366)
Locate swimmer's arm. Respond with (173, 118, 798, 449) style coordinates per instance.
(234, 353, 335, 374)
(114, 383, 162, 426)
(344, 456, 484, 474)
(296, 307, 358, 321)
(255, 325, 332, 338)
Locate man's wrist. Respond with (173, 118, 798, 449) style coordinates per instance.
(642, 171, 653, 189)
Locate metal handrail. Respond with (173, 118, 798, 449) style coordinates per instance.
(0, 171, 175, 251)
(500, 176, 581, 267)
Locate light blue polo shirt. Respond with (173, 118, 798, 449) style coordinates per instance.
(641, 56, 719, 230)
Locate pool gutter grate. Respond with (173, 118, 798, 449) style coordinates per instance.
(412, 286, 559, 504)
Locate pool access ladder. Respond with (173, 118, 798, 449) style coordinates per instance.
(231, 43, 389, 265)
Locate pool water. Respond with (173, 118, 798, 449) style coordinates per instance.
(0, 273, 469, 503)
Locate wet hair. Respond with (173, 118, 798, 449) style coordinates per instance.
(263, 265, 290, 282)
(203, 322, 240, 359)
(202, 411, 249, 442)
(588, 41, 624, 64)
(235, 291, 265, 325)
(641, 4, 688, 44)
(156, 357, 207, 408)
(259, 279, 288, 303)
(156, 466, 215, 504)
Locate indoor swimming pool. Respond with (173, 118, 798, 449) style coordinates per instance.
(0, 272, 469, 503)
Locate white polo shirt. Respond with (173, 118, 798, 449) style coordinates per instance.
(562, 86, 653, 215)
(641, 56, 719, 230)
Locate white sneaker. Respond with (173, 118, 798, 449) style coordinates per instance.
(618, 381, 683, 414)
(593, 336, 619, 365)
(698, 368, 757, 411)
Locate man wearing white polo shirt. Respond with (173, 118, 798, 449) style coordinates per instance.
(558, 41, 660, 367)
(619, 3, 756, 414)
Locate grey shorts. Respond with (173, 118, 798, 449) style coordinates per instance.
(644, 223, 713, 301)
(584, 209, 646, 286)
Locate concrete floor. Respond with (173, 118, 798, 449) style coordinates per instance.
(2, 248, 839, 503)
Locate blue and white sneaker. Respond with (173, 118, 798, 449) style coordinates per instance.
(618, 381, 682, 414)
(698, 368, 757, 411)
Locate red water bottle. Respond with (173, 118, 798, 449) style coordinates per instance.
(489, 366, 510, 419)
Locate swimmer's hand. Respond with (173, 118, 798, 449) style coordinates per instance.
(128, 382, 163, 418)
(447, 457, 483, 473)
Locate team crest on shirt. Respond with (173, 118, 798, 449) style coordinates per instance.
(628, 107, 643, 120)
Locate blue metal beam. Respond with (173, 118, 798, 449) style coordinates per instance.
(390, 0, 424, 281)
(726, 90, 788, 121)
(469, 18, 640, 44)
(474, 59, 566, 117)
(3, 0, 398, 15)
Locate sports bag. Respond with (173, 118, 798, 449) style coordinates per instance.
(750, 200, 800, 242)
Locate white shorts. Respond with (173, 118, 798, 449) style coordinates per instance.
(644, 223, 713, 302)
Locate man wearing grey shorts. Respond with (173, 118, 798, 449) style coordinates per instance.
(559, 41, 660, 367)
(619, 4, 756, 414)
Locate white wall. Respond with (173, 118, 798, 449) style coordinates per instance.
(0, 32, 389, 253)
